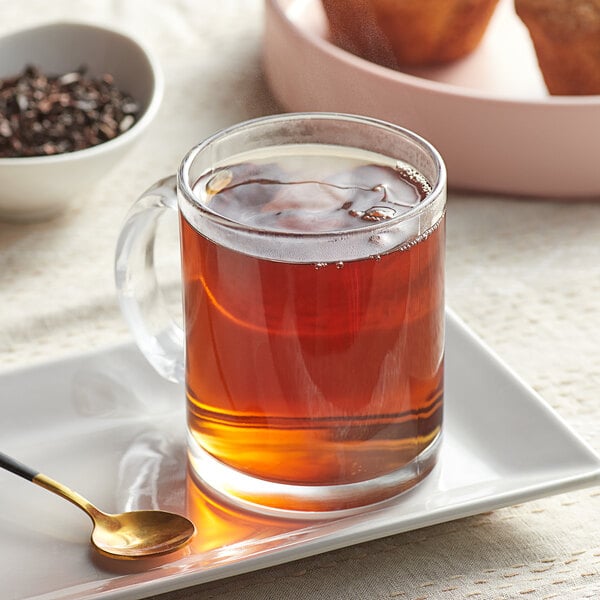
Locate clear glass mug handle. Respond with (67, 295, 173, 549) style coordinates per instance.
(114, 175, 184, 383)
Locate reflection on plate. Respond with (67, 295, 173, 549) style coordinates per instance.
(263, 0, 600, 199)
(1, 309, 599, 600)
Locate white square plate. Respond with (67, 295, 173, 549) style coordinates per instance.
(1, 309, 599, 600)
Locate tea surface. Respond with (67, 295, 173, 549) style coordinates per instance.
(194, 145, 432, 234)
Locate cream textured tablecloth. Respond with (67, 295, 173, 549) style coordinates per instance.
(1, 2, 599, 599)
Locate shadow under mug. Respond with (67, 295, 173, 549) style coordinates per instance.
(115, 112, 447, 516)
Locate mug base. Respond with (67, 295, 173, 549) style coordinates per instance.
(187, 431, 441, 518)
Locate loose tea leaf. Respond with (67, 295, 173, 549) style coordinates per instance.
(0, 65, 140, 158)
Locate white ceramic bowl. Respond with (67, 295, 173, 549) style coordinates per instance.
(0, 22, 163, 222)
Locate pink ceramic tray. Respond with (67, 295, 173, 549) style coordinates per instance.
(263, 0, 600, 199)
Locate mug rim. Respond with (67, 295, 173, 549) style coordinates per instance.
(177, 112, 446, 240)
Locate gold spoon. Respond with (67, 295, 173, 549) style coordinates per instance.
(0, 451, 195, 560)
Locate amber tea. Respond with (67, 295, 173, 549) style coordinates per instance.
(182, 146, 445, 511)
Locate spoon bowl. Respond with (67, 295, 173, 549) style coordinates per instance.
(90, 508, 196, 559)
(1, 453, 195, 560)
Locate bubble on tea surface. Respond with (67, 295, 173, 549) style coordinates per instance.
(361, 206, 397, 222)
(205, 169, 233, 197)
(394, 161, 432, 197)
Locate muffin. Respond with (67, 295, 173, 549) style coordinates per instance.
(321, 0, 500, 68)
(515, 0, 600, 95)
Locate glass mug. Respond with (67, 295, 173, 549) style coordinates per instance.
(115, 113, 446, 515)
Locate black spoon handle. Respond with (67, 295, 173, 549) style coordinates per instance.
(0, 451, 100, 518)
(0, 451, 39, 481)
